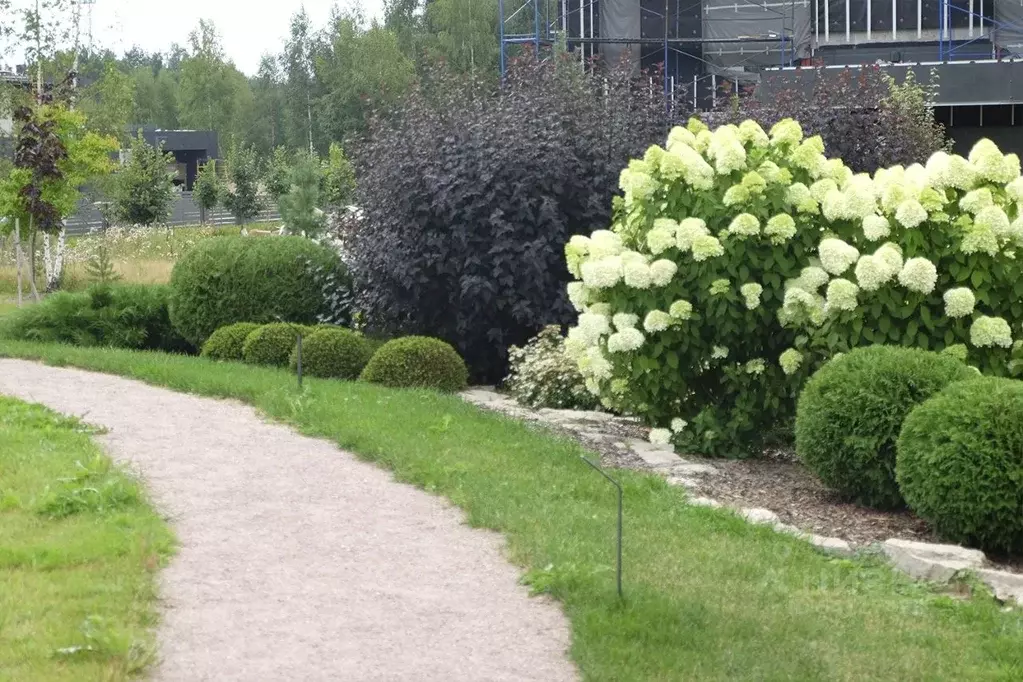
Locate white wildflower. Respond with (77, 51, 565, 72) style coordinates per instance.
(895, 199, 928, 228)
(764, 214, 796, 244)
(745, 358, 767, 375)
(588, 230, 624, 258)
(623, 260, 653, 289)
(959, 188, 994, 214)
(580, 255, 623, 289)
(975, 205, 1012, 239)
(854, 255, 892, 292)
(676, 217, 709, 251)
(769, 119, 803, 147)
(576, 312, 611, 345)
(723, 184, 750, 207)
(738, 120, 769, 146)
(670, 417, 688, 433)
(647, 220, 678, 254)
(711, 345, 729, 359)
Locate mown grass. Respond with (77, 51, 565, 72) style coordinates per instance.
(0, 393, 174, 682)
(1, 341, 1022, 681)
(0, 223, 277, 294)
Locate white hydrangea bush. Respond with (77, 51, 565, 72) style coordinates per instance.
(564, 117, 1023, 457)
(564, 117, 833, 456)
(783, 138, 1023, 377)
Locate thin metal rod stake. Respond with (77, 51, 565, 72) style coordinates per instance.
(580, 456, 623, 599)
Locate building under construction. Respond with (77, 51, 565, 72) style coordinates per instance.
(499, 0, 1023, 151)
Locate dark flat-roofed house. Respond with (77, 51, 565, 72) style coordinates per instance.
(128, 127, 219, 190)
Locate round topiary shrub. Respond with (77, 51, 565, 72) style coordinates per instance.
(897, 377, 1023, 554)
(359, 336, 468, 392)
(241, 323, 303, 367)
(201, 322, 261, 361)
(168, 235, 346, 346)
(290, 327, 373, 380)
(795, 345, 975, 509)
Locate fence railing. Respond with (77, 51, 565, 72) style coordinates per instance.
(64, 191, 281, 236)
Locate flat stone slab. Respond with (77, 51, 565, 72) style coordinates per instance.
(741, 508, 780, 525)
(809, 535, 854, 555)
(976, 569, 1023, 604)
(689, 497, 722, 508)
(672, 463, 719, 476)
(883, 539, 985, 583)
(626, 438, 683, 467)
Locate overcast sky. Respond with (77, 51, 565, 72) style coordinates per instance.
(3, 0, 386, 76)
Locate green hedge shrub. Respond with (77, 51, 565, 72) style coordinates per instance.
(0, 284, 192, 353)
(567, 117, 1023, 457)
(168, 235, 344, 346)
(241, 323, 304, 367)
(795, 346, 974, 509)
(360, 336, 468, 392)
(201, 322, 261, 361)
(290, 327, 372, 379)
(897, 377, 1023, 554)
(505, 325, 600, 410)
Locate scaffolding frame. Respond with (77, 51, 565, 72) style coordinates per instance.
(497, 0, 798, 105)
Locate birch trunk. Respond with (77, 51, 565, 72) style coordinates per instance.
(14, 218, 23, 307)
(42, 229, 65, 291)
(26, 217, 40, 302)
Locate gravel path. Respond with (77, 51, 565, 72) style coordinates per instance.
(0, 360, 576, 682)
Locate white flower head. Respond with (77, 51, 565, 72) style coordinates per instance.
(567, 282, 590, 311)
(825, 278, 859, 313)
(649, 259, 678, 287)
(667, 125, 697, 150)
(709, 278, 730, 296)
(623, 260, 653, 289)
(691, 234, 725, 261)
(779, 348, 803, 375)
(970, 315, 1013, 348)
(607, 327, 646, 353)
(875, 243, 904, 275)
(647, 220, 678, 254)
(711, 345, 729, 359)
(740, 282, 764, 310)
(612, 312, 639, 330)
(822, 189, 853, 222)
(969, 139, 1011, 183)
(960, 224, 1000, 256)
(588, 230, 624, 258)
(854, 255, 893, 292)
(648, 428, 672, 446)
(786, 182, 813, 208)
(727, 213, 760, 238)
(722, 185, 749, 207)
(769, 119, 803, 147)
(895, 199, 928, 229)
(738, 120, 769, 146)
(1006, 177, 1023, 203)
(669, 300, 693, 320)
(745, 358, 767, 375)
(809, 179, 838, 204)
(818, 238, 860, 275)
(943, 287, 976, 318)
(765, 214, 796, 244)
(575, 312, 611, 345)
(959, 188, 994, 214)
(795, 265, 830, 292)
(643, 310, 673, 333)
(670, 417, 688, 433)
(676, 218, 709, 251)
(580, 256, 623, 289)
(975, 205, 1012, 239)
(862, 214, 891, 241)
(898, 257, 938, 294)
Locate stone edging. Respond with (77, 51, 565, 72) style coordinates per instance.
(460, 387, 1022, 606)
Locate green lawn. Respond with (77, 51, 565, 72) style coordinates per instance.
(1, 341, 1022, 681)
(0, 394, 173, 682)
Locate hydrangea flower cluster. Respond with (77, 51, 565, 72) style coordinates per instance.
(561, 118, 1023, 456)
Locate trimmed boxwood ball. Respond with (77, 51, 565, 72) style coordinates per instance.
(241, 323, 304, 367)
(201, 322, 260, 361)
(359, 336, 468, 392)
(795, 345, 974, 509)
(897, 378, 1023, 554)
(168, 235, 345, 346)
(290, 327, 373, 380)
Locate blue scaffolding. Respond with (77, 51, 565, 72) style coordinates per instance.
(497, 0, 797, 106)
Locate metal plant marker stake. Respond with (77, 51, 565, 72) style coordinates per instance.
(295, 333, 303, 390)
(580, 456, 623, 599)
